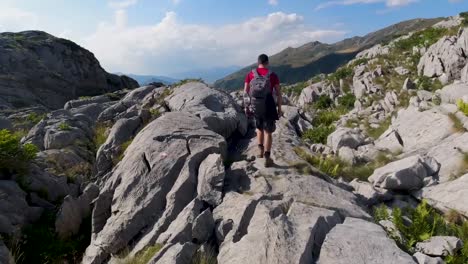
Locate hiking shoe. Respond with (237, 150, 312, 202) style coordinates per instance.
(264, 156, 274, 168)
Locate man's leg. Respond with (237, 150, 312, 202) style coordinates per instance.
(255, 117, 265, 158)
(264, 131, 272, 153)
(264, 120, 276, 167)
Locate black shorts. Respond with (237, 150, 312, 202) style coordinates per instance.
(255, 117, 276, 133)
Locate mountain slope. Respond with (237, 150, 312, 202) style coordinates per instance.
(0, 31, 139, 109)
(119, 73, 179, 86)
(214, 17, 443, 91)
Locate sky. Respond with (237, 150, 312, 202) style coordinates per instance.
(0, 0, 467, 76)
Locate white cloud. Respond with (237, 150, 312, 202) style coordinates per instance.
(82, 11, 346, 75)
(269, 0, 279, 5)
(172, 0, 182, 5)
(315, 0, 418, 10)
(108, 0, 138, 9)
(0, 6, 38, 32)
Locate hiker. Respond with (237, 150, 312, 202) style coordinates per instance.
(244, 54, 282, 167)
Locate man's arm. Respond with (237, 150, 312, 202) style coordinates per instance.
(243, 82, 251, 114)
(275, 84, 283, 117)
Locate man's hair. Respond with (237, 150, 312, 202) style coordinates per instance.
(258, 54, 269, 65)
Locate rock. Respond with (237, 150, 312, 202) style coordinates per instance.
(355, 44, 390, 59)
(0, 31, 138, 109)
(413, 252, 444, 264)
(415, 236, 463, 257)
(403, 78, 416, 90)
(148, 242, 197, 264)
(318, 218, 415, 264)
(379, 220, 404, 243)
(433, 15, 463, 29)
(0, 181, 42, 235)
(338, 146, 357, 165)
(83, 113, 226, 264)
(462, 63, 468, 83)
(350, 179, 392, 205)
(55, 183, 99, 239)
(375, 107, 453, 153)
(197, 154, 225, 206)
(191, 209, 215, 244)
(298, 82, 322, 107)
(395, 66, 410, 76)
(414, 173, 468, 218)
(165, 82, 247, 138)
(327, 127, 366, 152)
(64, 95, 112, 110)
(353, 65, 383, 98)
(436, 83, 468, 103)
(0, 240, 14, 264)
(217, 200, 342, 264)
(368, 155, 439, 191)
(418, 28, 468, 84)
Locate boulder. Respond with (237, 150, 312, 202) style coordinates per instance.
(368, 155, 440, 191)
(350, 179, 392, 205)
(64, 95, 112, 110)
(197, 154, 225, 206)
(165, 82, 247, 138)
(0, 31, 138, 109)
(55, 183, 99, 239)
(83, 113, 226, 264)
(297, 82, 322, 107)
(355, 44, 390, 59)
(0, 181, 42, 235)
(414, 173, 468, 218)
(327, 127, 366, 152)
(0, 240, 13, 264)
(412, 252, 444, 264)
(395, 66, 410, 76)
(436, 82, 468, 103)
(403, 78, 416, 90)
(415, 236, 463, 257)
(318, 218, 415, 264)
(418, 28, 468, 84)
(338, 146, 357, 165)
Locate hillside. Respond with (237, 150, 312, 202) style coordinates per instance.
(214, 17, 442, 91)
(120, 73, 179, 86)
(0, 31, 138, 110)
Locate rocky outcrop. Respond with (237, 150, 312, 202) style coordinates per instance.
(415, 236, 463, 257)
(165, 82, 247, 138)
(414, 173, 468, 217)
(0, 31, 138, 109)
(368, 155, 440, 191)
(0, 240, 14, 264)
(318, 217, 415, 264)
(353, 64, 384, 98)
(355, 44, 390, 59)
(327, 127, 367, 152)
(83, 113, 226, 264)
(413, 252, 444, 264)
(436, 82, 468, 103)
(418, 28, 468, 85)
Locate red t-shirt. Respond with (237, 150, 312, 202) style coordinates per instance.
(245, 68, 280, 93)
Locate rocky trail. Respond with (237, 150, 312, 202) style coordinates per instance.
(1, 13, 468, 264)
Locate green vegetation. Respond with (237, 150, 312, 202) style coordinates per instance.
(58, 122, 72, 131)
(349, 58, 370, 68)
(418, 76, 443, 92)
(302, 125, 335, 144)
(78, 96, 92, 100)
(174, 78, 204, 86)
(315, 95, 334, 109)
(114, 139, 133, 165)
(283, 82, 308, 96)
(94, 123, 110, 149)
(460, 12, 468, 27)
(150, 108, 161, 119)
(448, 113, 467, 133)
(457, 99, 468, 116)
(192, 246, 218, 264)
(14, 212, 91, 264)
(393, 27, 458, 52)
(26, 113, 46, 124)
(311, 109, 345, 127)
(373, 200, 468, 264)
(327, 66, 353, 83)
(338, 93, 356, 110)
(0, 129, 38, 175)
(119, 244, 163, 264)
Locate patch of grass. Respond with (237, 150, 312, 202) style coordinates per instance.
(174, 78, 204, 86)
(0, 129, 38, 175)
(113, 139, 134, 165)
(192, 246, 218, 264)
(26, 113, 46, 124)
(328, 66, 353, 83)
(119, 244, 163, 264)
(315, 95, 334, 109)
(373, 200, 468, 263)
(150, 108, 161, 119)
(65, 162, 93, 183)
(349, 58, 369, 67)
(457, 99, 468, 116)
(302, 126, 335, 144)
(448, 113, 467, 133)
(58, 122, 72, 131)
(460, 12, 468, 27)
(393, 27, 458, 52)
(94, 123, 110, 149)
(311, 108, 346, 127)
(418, 76, 443, 92)
(365, 117, 392, 140)
(17, 212, 91, 264)
(338, 93, 356, 110)
(78, 96, 92, 100)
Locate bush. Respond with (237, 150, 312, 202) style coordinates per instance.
(338, 93, 356, 109)
(457, 99, 468, 116)
(0, 129, 38, 175)
(418, 76, 443, 92)
(373, 200, 468, 263)
(311, 109, 343, 127)
(315, 95, 333, 109)
(302, 126, 335, 144)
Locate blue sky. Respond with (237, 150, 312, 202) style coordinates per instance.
(0, 0, 466, 76)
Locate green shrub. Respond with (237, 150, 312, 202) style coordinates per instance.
(373, 203, 390, 222)
(26, 113, 46, 124)
(58, 122, 71, 131)
(150, 108, 161, 119)
(192, 246, 218, 264)
(460, 12, 468, 27)
(315, 95, 333, 109)
(457, 99, 468, 116)
(394, 27, 457, 52)
(418, 76, 443, 92)
(328, 67, 353, 83)
(302, 125, 335, 144)
(338, 93, 356, 109)
(311, 109, 344, 127)
(0, 129, 38, 175)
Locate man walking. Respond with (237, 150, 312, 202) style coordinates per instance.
(244, 54, 282, 167)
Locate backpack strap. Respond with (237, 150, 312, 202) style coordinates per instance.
(252, 69, 259, 78)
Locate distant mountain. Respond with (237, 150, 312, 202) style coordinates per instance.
(171, 66, 242, 84)
(214, 17, 443, 91)
(118, 73, 179, 86)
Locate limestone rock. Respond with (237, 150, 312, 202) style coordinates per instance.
(415, 236, 463, 257)
(327, 127, 366, 152)
(148, 242, 197, 264)
(350, 179, 392, 205)
(436, 82, 468, 103)
(413, 252, 444, 264)
(197, 154, 225, 206)
(318, 218, 415, 264)
(0, 240, 14, 264)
